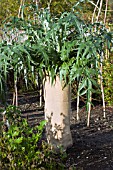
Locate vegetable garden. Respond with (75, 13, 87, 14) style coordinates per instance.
(0, 0, 113, 169)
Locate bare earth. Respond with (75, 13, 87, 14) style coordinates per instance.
(1, 91, 113, 170)
(67, 106, 113, 170)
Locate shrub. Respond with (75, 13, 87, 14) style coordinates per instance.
(0, 106, 66, 170)
(103, 54, 113, 106)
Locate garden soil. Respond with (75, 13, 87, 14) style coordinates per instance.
(1, 91, 113, 170)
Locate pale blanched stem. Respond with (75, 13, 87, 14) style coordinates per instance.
(18, 0, 25, 18)
(13, 91, 15, 105)
(92, 0, 100, 23)
(87, 97, 91, 127)
(96, 0, 103, 22)
(87, 64, 93, 127)
(6, 120, 10, 128)
(40, 85, 42, 107)
(104, 0, 109, 24)
(77, 91, 80, 121)
(100, 52, 106, 118)
(13, 79, 18, 106)
(44, 76, 73, 150)
(87, 86, 92, 127)
(15, 80, 18, 107)
(2, 111, 6, 122)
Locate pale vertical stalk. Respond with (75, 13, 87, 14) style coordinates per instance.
(87, 64, 93, 127)
(15, 79, 18, 107)
(39, 83, 42, 107)
(13, 79, 18, 107)
(18, 0, 25, 19)
(48, 0, 52, 11)
(34, 0, 40, 6)
(77, 77, 81, 121)
(87, 91, 92, 127)
(77, 90, 80, 121)
(105, 47, 110, 59)
(31, 66, 34, 76)
(92, 0, 100, 23)
(100, 51, 106, 118)
(13, 91, 15, 105)
(24, 68, 27, 87)
(2, 111, 6, 123)
(35, 74, 42, 107)
(96, 0, 103, 22)
(13, 73, 15, 105)
(33, 0, 39, 23)
(35, 0, 38, 6)
(92, 0, 106, 119)
(13, 75, 18, 107)
(104, 0, 109, 25)
(105, 27, 110, 60)
(18, 0, 22, 18)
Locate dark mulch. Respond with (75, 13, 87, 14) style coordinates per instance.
(67, 106, 113, 170)
(1, 92, 113, 170)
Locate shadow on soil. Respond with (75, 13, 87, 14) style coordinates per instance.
(66, 106, 113, 170)
(1, 92, 113, 170)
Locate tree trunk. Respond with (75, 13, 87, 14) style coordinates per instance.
(44, 76, 73, 150)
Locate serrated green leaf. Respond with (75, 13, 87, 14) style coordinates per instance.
(78, 79, 87, 92)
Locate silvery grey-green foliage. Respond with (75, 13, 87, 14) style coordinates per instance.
(0, 4, 112, 109)
(0, 24, 37, 105)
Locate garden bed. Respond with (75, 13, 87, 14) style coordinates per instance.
(1, 92, 113, 169)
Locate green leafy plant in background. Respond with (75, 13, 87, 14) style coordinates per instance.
(0, 40, 12, 106)
(0, 1, 112, 124)
(0, 105, 66, 169)
(0, 23, 40, 106)
(103, 53, 113, 106)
